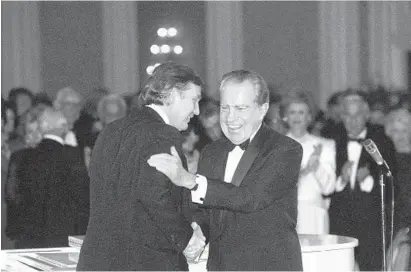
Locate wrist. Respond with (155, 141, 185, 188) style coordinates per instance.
(185, 173, 197, 190)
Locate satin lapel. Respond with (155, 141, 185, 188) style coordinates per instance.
(230, 125, 267, 187)
(218, 125, 269, 238)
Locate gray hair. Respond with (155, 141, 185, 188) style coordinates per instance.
(54, 86, 83, 108)
(384, 108, 411, 138)
(219, 70, 269, 106)
(97, 94, 128, 124)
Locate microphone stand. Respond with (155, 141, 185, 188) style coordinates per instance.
(380, 171, 387, 272)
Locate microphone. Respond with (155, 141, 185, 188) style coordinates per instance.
(363, 139, 392, 176)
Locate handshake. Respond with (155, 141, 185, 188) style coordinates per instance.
(184, 222, 207, 263)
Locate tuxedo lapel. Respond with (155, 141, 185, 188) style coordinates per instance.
(230, 129, 264, 187)
(218, 125, 269, 237)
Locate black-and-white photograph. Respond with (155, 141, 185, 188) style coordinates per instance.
(1, 1, 411, 271)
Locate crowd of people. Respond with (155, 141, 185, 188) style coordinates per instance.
(1, 63, 410, 271)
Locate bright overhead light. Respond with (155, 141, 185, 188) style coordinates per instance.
(157, 28, 167, 37)
(146, 65, 155, 75)
(168, 27, 177, 37)
(173, 45, 183, 54)
(150, 44, 160, 55)
(160, 44, 171, 53)
(154, 63, 161, 68)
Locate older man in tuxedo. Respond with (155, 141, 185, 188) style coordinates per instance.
(77, 63, 206, 271)
(328, 90, 397, 271)
(6, 107, 88, 248)
(149, 70, 303, 271)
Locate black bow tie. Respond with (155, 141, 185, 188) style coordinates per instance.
(348, 137, 365, 143)
(228, 139, 250, 151)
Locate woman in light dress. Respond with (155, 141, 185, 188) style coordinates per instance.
(280, 88, 336, 234)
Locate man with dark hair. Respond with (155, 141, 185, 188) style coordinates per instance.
(149, 70, 303, 270)
(77, 62, 206, 271)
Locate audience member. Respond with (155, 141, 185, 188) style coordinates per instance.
(197, 98, 222, 150)
(320, 91, 344, 139)
(384, 109, 411, 231)
(97, 94, 128, 127)
(1, 99, 13, 249)
(328, 89, 397, 271)
(5, 107, 89, 248)
(7, 104, 48, 153)
(280, 87, 336, 234)
(265, 92, 287, 134)
(8, 87, 34, 136)
(75, 87, 110, 149)
(53, 87, 83, 147)
(385, 108, 411, 271)
(182, 121, 201, 173)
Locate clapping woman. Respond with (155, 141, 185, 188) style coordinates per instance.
(280, 87, 336, 234)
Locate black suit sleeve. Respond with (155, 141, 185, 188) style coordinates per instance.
(201, 143, 302, 213)
(136, 132, 193, 253)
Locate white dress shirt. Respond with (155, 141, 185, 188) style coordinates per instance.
(64, 130, 78, 146)
(335, 129, 374, 193)
(192, 124, 261, 204)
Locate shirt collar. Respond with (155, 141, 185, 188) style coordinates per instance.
(249, 123, 262, 143)
(43, 134, 65, 145)
(146, 104, 170, 125)
(348, 128, 367, 140)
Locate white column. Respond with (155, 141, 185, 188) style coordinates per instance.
(102, 2, 139, 95)
(205, 1, 244, 99)
(1, 2, 41, 98)
(318, 1, 361, 109)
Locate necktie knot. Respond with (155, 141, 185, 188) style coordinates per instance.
(348, 137, 364, 144)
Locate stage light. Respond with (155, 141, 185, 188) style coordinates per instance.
(160, 44, 171, 53)
(146, 65, 155, 75)
(173, 45, 183, 55)
(150, 44, 160, 55)
(157, 28, 167, 37)
(168, 27, 177, 37)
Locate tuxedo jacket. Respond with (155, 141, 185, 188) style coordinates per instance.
(329, 123, 397, 271)
(77, 107, 193, 271)
(5, 139, 88, 246)
(196, 124, 303, 271)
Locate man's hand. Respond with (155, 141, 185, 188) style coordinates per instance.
(147, 146, 197, 189)
(356, 165, 370, 183)
(184, 222, 206, 263)
(341, 161, 353, 183)
(301, 144, 322, 176)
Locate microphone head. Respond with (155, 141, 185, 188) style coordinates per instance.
(362, 138, 375, 153)
(362, 138, 384, 165)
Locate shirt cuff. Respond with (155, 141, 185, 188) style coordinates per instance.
(359, 175, 374, 193)
(335, 175, 348, 192)
(191, 174, 207, 204)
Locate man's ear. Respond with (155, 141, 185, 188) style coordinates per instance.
(260, 102, 269, 121)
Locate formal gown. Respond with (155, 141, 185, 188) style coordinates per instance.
(287, 132, 336, 234)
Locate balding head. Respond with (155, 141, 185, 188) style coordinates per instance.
(38, 107, 69, 138)
(340, 92, 370, 137)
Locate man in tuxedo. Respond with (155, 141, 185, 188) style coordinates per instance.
(148, 70, 304, 271)
(328, 90, 397, 271)
(77, 63, 206, 271)
(6, 107, 88, 248)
